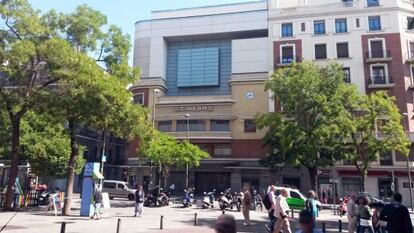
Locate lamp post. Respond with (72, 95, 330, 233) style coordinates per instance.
(184, 114, 190, 188)
(151, 89, 160, 191)
(403, 112, 413, 210)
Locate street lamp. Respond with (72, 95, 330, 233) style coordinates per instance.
(403, 112, 413, 210)
(184, 114, 190, 188)
(151, 88, 160, 191)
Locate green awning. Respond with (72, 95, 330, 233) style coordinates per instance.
(93, 170, 104, 180)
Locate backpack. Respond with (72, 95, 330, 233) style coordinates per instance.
(305, 198, 314, 213)
(263, 193, 272, 210)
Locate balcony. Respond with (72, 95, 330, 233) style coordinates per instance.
(166, 131, 232, 140)
(275, 56, 302, 67)
(406, 51, 414, 63)
(366, 50, 392, 62)
(368, 76, 394, 88)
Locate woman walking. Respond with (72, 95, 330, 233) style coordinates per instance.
(357, 196, 374, 233)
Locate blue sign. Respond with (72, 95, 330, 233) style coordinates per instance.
(84, 163, 94, 177)
(102, 155, 106, 162)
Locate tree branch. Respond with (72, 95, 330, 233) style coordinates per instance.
(5, 17, 22, 40)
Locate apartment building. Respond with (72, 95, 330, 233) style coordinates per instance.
(269, 0, 414, 204)
(129, 1, 274, 194)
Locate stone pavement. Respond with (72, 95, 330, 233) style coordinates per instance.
(0, 198, 350, 233)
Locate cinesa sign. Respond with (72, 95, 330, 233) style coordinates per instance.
(175, 105, 214, 112)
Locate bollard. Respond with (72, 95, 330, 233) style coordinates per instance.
(116, 218, 121, 233)
(194, 213, 198, 226)
(291, 209, 294, 218)
(160, 215, 164, 230)
(222, 210, 225, 215)
(322, 222, 326, 233)
(338, 219, 342, 232)
(60, 222, 66, 233)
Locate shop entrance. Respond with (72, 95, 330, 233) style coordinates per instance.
(195, 172, 230, 195)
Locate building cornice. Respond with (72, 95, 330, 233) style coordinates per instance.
(129, 77, 167, 91)
(229, 72, 269, 85)
(156, 95, 235, 105)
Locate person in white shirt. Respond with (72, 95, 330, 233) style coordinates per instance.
(266, 185, 277, 232)
(273, 189, 292, 233)
(346, 194, 358, 233)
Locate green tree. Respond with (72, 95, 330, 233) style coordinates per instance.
(341, 91, 409, 191)
(257, 62, 352, 190)
(140, 132, 209, 189)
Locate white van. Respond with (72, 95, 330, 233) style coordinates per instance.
(102, 180, 136, 201)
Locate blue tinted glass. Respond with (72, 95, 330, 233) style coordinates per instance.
(314, 20, 325, 34)
(367, 0, 379, 7)
(281, 23, 293, 37)
(335, 19, 347, 33)
(177, 47, 219, 87)
(369, 16, 381, 31)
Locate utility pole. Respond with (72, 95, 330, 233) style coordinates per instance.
(403, 112, 413, 210)
(185, 114, 190, 188)
(151, 89, 160, 191)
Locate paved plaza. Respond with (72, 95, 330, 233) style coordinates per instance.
(0, 197, 354, 233)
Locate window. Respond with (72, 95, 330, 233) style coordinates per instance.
(281, 45, 295, 64)
(244, 119, 256, 133)
(177, 47, 219, 87)
(315, 44, 327, 59)
(211, 120, 230, 132)
(336, 42, 349, 58)
(133, 93, 144, 105)
(408, 17, 414, 30)
(213, 145, 232, 157)
(281, 23, 293, 37)
(290, 191, 301, 199)
(411, 65, 414, 85)
(370, 40, 385, 58)
(103, 182, 116, 189)
(335, 19, 348, 33)
(356, 18, 360, 28)
(379, 151, 393, 166)
(368, 16, 381, 31)
(342, 178, 362, 197)
(157, 121, 172, 132)
(343, 67, 351, 83)
(314, 20, 326, 35)
(343, 0, 354, 7)
(176, 120, 205, 131)
(301, 22, 306, 32)
(371, 65, 387, 84)
(403, 182, 414, 189)
(367, 0, 379, 7)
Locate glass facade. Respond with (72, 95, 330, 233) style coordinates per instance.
(176, 120, 205, 131)
(211, 120, 230, 131)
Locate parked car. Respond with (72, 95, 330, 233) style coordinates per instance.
(102, 180, 136, 201)
(274, 187, 321, 211)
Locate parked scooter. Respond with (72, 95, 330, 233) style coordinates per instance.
(253, 189, 263, 211)
(231, 192, 243, 212)
(219, 189, 232, 211)
(37, 188, 51, 206)
(158, 188, 170, 206)
(182, 189, 194, 207)
(201, 189, 216, 209)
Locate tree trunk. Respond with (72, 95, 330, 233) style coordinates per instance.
(308, 167, 317, 192)
(5, 117, 21, 210)
(62, 120, 78, 216)
(360, 172, 366, 192)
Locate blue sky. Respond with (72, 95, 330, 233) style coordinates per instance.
(28, 0, 256, 64)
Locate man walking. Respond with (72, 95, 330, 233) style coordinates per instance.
(134, 185, 145, 217)
(273, 189, 292, 233)
(266, 185, 277, 232)
(242, 189, 252, 226)
(91, 188, 103, 220)
(305, 190, 318, 224)
(346, 194, 358, 233)
(387, 193, 413, 233)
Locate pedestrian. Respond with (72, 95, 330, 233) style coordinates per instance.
(134, 185, 145, 217)
(215, 214, 237, 233)
(387, 192, 413, 233)
(91, 188, 103, 220)
(356, 196, 374, 233)
(347, 194, 358, 233)
(321, 189, 327, 204)
(169, 183, 175, 196)
(242, 189, 252, 226)
(265, 185, 277, 232)
(295, 210, 323, 233)
(273, 188, 292, 233)
(305, 190, 318, 225)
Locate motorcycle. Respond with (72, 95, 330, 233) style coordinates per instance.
(219, 190, 232, 211)
(201, 189, 216, 209)
(232, 192, 243, 212)
(182, 189, 194, 207)
(37, 189, 51, 206)
(158, 188, 170, 206)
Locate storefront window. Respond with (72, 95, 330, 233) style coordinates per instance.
(341, 177, 361, 197)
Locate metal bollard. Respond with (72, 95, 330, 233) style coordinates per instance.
(338, 219, 342, 232)
(60, 222, 66, 233)
(194, 213, 198, 226)
(116, 218, 121, 233)
(222, 210, 225, 215)
(291, 209, 294, 218)
(160, 215, 164, 230)
(322, 222, 326, 233)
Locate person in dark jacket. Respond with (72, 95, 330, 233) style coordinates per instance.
(387, 193, 413, 233)
(91, 188, 103, 220)
(215, 214, 237, 233)
(134, 185, 145, 217)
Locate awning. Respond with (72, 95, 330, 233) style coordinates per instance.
(93, 170, 104, 180)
